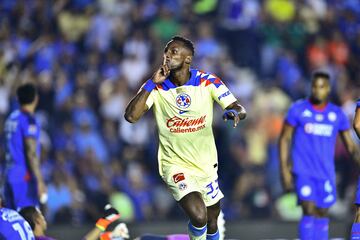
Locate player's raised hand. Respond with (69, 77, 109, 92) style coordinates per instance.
(152, 64, 170, 84)
(223, 109, 240, 128)
(96, 204, 121, 231)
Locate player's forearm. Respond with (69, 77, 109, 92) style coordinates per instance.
(27, 155, 44, 183)
(25, 140, 44, 183)
(279, 136, 291, 174)
(82, 227, 101, 240)
(124, 89, 150, 123)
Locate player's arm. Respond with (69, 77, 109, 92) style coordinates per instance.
(124, 64, 170, 123)
(223, 101, 247, 128)
(24, 138, 46, 199)
(124, 89, 151, 123)
(82, 205, 129, 240)
(354, 107, 360, 139)
(339, 130, 360, 166)
(82, 228, 101, 240)
(279, 123, 295, 192)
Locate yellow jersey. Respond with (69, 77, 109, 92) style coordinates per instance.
(145, 69, 237, 177)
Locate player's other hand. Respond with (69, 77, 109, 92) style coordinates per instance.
(37, 181, 47, 203)
(223, 110, 240, 128)
(152, 64, 170, 84)
(96, 204, 121, 231)
(110, 222, 130, 239)
(100, 222, 130, 240)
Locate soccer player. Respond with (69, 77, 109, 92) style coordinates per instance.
(279, 71, 360, 240)
(351, 98, 360, 240)
(19, 205, 129, 240)
(124, 36, 246, 240)
(0, 196, 35, 240)
(3, 83, 47, 210)
(19, 207, 55, 240)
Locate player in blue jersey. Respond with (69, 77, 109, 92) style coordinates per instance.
(279, 71, 360, 240)
(0, 196, 35, 240)
(3, 83, 47, 210)
(351, 98, 360, 240)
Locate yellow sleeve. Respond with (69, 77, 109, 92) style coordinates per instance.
(210, 81, 237, 109)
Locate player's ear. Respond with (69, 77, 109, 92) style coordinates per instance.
(185, 56, 192, 64)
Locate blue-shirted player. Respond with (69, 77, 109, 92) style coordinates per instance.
(0, 195, 35, 240)
(351, 98, 360, 240)
(279, 71, 360, 240)
(3, 83, 47, 210)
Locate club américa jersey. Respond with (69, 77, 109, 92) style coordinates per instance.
(0, 207, 35, 240)
(285, 99, 350, 180)
(145, 69, 237, 177)
(4, 110, 41, 183)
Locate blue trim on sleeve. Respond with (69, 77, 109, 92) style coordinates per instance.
(156, 69, 223, 90)
(143, 80, 156, 92)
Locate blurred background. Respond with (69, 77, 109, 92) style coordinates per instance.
(0, 0, 359, 238)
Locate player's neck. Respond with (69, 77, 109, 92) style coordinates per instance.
(20, 105, 35, 114)
(170, 68, 191, 86)
(309, 98, 328, 110)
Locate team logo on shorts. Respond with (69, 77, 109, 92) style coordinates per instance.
(176, 93, 191, 109)
(173, 173, 185, 183)
(178, 182, 187, 191)
(301, 185, 312, 197)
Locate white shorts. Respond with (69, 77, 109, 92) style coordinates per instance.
(161, 166, 224, 207)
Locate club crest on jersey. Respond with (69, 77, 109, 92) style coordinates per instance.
(178, 182, 187, 191)
(315, 114, 324, 122)
(173, 173, 185, 183)
(176, 93, 191, 109)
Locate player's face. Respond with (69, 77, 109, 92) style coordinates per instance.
(311, 77, 330, 103)
(36, 209, 47, 231)
(163, 41, 191, 70)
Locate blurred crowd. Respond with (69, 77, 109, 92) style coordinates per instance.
(0, 0, 359, 225)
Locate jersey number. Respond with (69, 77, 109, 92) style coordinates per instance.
(12, 222, 35, 240)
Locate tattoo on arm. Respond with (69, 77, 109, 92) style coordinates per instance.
(25, 138, 43, 182)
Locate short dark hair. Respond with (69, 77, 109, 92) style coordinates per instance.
(312, 71, 330, 82)
(170, 36, 195, 56)
(19, 207, 38, 230)
(16, 83, 37, 105)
